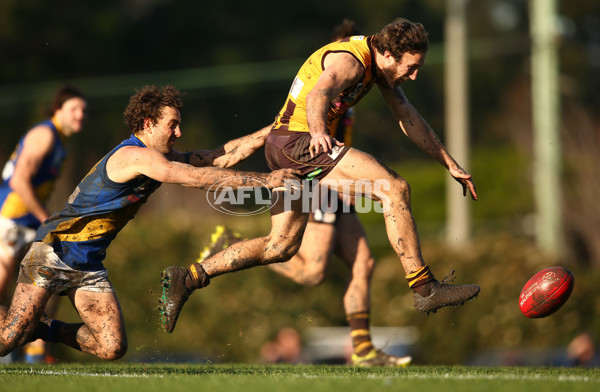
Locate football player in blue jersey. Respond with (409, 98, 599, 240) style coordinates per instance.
(0, 85, 87, 362)
(0, 85, 299, 361)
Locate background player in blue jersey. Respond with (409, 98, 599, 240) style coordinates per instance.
(0, 85, 87, 362)
(0, 85, 299, 361)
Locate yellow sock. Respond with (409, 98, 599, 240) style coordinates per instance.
(347, 312, 374, 357)
(405, 265, 434, 288)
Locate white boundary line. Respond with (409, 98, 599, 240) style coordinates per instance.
(1, 369, 159, 378)
(1, 368, 598, 382)
(293, 372, 600, 383)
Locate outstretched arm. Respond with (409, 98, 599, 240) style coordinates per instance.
(210, 124, 271, 168)
(167, 125, 272, 168)
(107, 144, 300, 190)
(378, 83, 477, 200)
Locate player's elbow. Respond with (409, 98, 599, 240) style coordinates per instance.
(8, 175, 28, 192)
(264, 239, 302, 264)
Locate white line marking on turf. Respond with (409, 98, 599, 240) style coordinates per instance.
(2, 369, 598, 383)
(294, 372, 600, 383)
(14, 369, 161, 378)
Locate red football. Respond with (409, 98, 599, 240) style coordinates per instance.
(519, 266, 574, 318)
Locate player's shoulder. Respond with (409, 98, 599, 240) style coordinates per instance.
(21, 123, 56, 152)
(327, 36, 370, 64)
(326, 35, 368, 51)
(26, 122, 55, 139)
(106, 143, 166, 183)
(112, 143, 155, 161)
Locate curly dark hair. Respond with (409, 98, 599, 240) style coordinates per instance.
(48, 84, 86, 116)
(331, 19, 360, 42)
(123, 85, 183, 133)
(371, 18, 429, 61)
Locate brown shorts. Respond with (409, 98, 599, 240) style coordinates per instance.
(17, 242, 114, 294)
(265, 129, 350, 180)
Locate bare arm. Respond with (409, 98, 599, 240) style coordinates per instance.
(167, 125, 271, 168)
(378, 83, 477, 200)
(107, 145, 300, 190)
(305, 52, 361, 156)
(8, 126, 55, 222)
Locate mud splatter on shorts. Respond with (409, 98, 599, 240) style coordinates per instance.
(17, 242, 114, 294)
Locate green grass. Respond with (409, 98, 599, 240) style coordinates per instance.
(1, 364, 599, 392)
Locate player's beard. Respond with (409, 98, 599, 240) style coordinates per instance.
(157, 135, 175, 154)
(66, 120, 84, 135)
(380, 67, 405, 88)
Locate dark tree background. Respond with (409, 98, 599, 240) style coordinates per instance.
(1, 0, 600, 364)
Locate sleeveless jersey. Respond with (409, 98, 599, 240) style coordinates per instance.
(273, 35, 376, 135)
(35, 135, 162, 271)
(0, 119, 67, 229)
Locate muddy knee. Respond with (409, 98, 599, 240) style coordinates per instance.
(0, 323, 33, 354)
(0, 336, 13, 356)
(300, 270, 327, 286)
(99, 339, 128, 361)
(0, 335, 22, 356)
(264, 238, 301, 264)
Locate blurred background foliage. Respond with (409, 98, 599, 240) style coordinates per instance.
(1, 0, 600, 364)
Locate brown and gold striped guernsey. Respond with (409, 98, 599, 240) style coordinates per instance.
(273, 35, 377, 135)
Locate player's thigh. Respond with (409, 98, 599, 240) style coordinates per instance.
(298, 221, 336, 263)
(69, 290, 126, 343)
(323, 148, 403, 196)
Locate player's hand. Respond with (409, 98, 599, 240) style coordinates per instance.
(449, 166, 477, 201)
(309, 133, 344, 158)
(266, 169, 302, 188)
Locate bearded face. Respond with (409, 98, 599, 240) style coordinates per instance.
(380, 52, 425, 87)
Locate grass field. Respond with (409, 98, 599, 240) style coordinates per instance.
(1, 364, 599, 392)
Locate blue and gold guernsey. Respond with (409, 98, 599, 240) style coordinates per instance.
(34, 135, 161, 271)
(0, 119, 67, 229)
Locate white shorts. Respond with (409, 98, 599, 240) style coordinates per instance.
(0, 216, 36, 259)
(17, 242, 115, 294)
